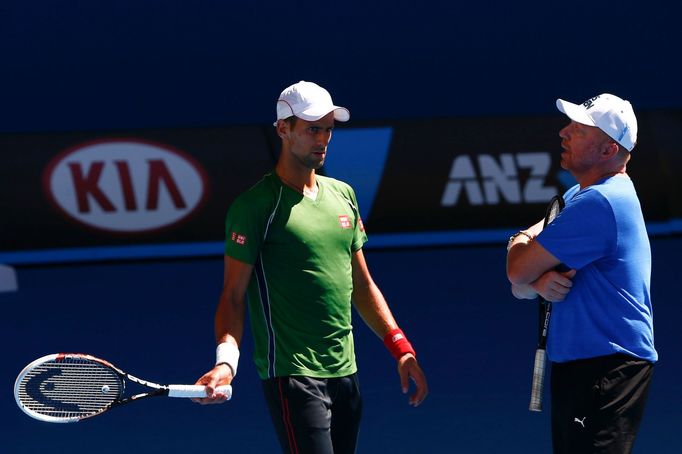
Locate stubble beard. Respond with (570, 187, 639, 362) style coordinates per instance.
(301, 149, 326, 170)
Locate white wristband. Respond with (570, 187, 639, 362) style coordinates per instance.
(215, 342, 240, 378)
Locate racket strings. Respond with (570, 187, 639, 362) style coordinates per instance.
(17, 358, 123, 419)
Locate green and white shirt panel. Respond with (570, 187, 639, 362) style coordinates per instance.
(224, 172, 367, 379)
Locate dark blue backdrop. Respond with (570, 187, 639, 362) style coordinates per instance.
(2, 238, 681, 452)
(2, 1, 681, 133)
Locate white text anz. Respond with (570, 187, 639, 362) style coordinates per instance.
(440, 152, 557, 206)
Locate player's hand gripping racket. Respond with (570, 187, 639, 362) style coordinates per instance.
(14, 353, 232, 423)
(529, 195, 568, 412)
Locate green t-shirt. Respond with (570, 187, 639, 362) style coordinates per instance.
(225, 172, 368, 379)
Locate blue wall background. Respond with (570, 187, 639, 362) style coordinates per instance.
(2, 1, 681, 133)
(3, 239, 681, 452)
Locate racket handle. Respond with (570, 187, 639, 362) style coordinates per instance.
(167, 384, 232, 399)
(529, 348, 546, 412)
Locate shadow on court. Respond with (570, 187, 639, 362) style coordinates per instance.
(2, 238, 680, 453)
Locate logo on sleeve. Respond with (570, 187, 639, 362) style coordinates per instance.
(338, 215, 352, 229)
(358, 218, 365, 232)
(231, 232, 247, 245)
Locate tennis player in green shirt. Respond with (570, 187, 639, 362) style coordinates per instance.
(194, 81, 428, 453)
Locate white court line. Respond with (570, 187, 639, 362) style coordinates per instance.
(0, 264, 18, 292)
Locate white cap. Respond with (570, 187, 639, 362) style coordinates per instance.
(556, 93, 638, 151)
(274, 81, 350, 126)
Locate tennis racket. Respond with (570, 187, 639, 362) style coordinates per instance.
(529, 195, 568, 412)
(14, 353, 232, 423)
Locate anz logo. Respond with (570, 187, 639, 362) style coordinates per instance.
(441, 152, 561, 206)
(43, 138, 208, 233)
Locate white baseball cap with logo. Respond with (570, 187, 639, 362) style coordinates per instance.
(274, 81, 350, 126)
(556, 93, 638, 151)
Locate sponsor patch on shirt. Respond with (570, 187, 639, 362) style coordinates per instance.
(338, 215, 352, 229)
(231, 231, 247, 245)
(358, 218, 365, 232)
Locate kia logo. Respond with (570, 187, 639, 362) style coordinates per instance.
(43, 138, 208, 233)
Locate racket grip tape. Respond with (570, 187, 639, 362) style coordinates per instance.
(529, 348, 546, 412)
(167, 384, 232, 400)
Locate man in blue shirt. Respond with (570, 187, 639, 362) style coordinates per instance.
(507, 93, 656, 453)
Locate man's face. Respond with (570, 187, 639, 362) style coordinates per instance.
(285, 112, 335, 170)
(558, 121, 612, 174)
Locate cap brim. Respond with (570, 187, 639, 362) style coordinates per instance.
(297, 106, 350, 122)
(273, 106, 350, 127)
(556, 99, 595, 127)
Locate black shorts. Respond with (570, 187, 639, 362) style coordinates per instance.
(262, 374, 362, 454)
(551, 354, 654, 454)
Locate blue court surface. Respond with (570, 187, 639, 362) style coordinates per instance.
(2, 238, 681, 453)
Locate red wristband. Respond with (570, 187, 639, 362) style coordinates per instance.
(383, 328, 416, 360)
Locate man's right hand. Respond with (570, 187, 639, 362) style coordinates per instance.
(531, 268, 576, 302)
(192, 363, 234, 405)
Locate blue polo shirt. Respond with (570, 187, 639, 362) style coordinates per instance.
(537, 176, 657, 363)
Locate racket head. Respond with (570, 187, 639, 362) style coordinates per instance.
(543, 195, 570, 273)
(543, 194, 565, 227)
(14, 353, 125, 423)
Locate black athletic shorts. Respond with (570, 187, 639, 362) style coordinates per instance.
(262, 374, 362, 454)
(551, 353, 654, 454)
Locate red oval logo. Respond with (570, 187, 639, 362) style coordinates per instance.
(43, 138, 208, 233)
